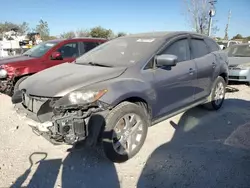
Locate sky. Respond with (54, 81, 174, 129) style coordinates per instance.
(0, 0, 249, 38)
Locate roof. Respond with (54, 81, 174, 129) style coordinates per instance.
(121, 31, 205, 39)
(71, 37, 107, 41)
(46, 37, 107, 43)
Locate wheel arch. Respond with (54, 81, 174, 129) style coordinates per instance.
(14, 73, 33, 83)
(119, 96, 152, 120)
(219, 72, 228, 84)
(87, 96, 152, 147)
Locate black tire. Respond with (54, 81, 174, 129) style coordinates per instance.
(13, 76, 29, 93)
(203, 76, 226, 110)
(101, 101, 149, 163)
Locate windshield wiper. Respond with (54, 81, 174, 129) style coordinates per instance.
(87, 62, 113, 67)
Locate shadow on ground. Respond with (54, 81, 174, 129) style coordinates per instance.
(10, 98, 250, 188)
(10, 114, 120, 188)
(137, 98, 250, 188)
(10, 148, 120, 188)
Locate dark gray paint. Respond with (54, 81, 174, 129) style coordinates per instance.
(19, 31, 228, 120)
(19, 63, 126, 97)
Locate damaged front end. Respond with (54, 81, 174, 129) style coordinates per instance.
(0, 65, 16, 95)
(0, 67, 12, 94)
(13, 89, 109, 145)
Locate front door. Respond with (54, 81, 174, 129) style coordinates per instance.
(44, 42, 80, 68)
(152, 36, 197, 118)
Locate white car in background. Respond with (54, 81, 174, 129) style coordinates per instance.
(227, 43, 250, 85)
(217, 40, 240, 50)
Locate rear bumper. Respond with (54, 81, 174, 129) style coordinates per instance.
(228, 69, 250, 82)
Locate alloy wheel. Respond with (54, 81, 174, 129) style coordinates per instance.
(112, 113, 144, 155)
(214, 81, 225, 105)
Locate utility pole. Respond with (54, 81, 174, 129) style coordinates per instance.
(224, 10, 231, 40)
(208, 0, 217, 36)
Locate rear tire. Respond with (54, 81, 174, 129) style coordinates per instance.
(101, 101, 149, 163)
(13, 76, 29, 93)
(203, 76, 226, 110)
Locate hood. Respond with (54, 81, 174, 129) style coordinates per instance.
(19, 63, 126, 97)
(0, 55, 36, 66)
(228, 57, 250, 67)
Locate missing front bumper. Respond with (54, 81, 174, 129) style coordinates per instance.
(15, 102, 108, 146)
(13, 90, 109, 146)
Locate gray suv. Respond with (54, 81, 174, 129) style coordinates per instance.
(12, 31, 229, 163)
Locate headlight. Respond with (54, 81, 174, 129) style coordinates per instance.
(0, 68, 7, 78)
(68, 89, 108, 104)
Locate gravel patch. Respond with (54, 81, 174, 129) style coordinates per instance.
(0, 84, 250, 188)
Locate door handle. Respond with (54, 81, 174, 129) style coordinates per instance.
(212, 62, 216, 69)
(189, 68, 195, 75)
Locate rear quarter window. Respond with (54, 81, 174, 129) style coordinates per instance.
(204, 38, 220, 52)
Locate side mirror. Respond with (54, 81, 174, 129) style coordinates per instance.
(156, 54, 178, 67)
(51, 51, 63, 60)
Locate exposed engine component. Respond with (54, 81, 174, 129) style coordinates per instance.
(52, 111, 88, 144)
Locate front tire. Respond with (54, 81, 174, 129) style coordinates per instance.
(204, 76, 226, 110)
(101, 102, 149, 163)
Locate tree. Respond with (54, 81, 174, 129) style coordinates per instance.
(35, 19, 50, 40)
(0, 22, 21, 33)
(117, 32, 126, 37)
(183, 0, 219, 35)
(90, 26, 113, 39)
(0, 21, 30, 36)
(232, 34, 243, 40)
(60, 31, 76, 39)
(75, 29, 90, 37)
(19, 22, 30, 35)
(46, 36, 58, 40)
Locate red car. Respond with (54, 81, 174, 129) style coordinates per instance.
(0, 37, 107, 95)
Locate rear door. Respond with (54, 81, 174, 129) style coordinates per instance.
(190, 36, 215, 100)
(78, 41, 102, 57)
(152, 35, 197, 118)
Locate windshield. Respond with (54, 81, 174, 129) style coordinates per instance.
(23, 41, 59, 57)
(227, 45, 250, 57)
(75, 37, 163, 67)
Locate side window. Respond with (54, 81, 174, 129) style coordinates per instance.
(144, 58, 154, 69)
(191, 39, 210, 59)
(57, 42, 79, 58)
(204, 38, 220, 52)
(161, 39, 190, 62)
(79, 42, 101, 56)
